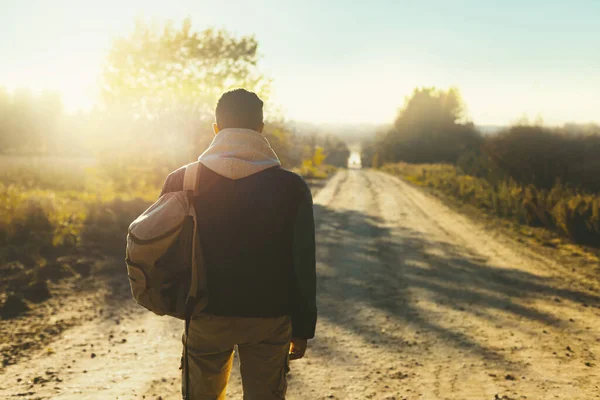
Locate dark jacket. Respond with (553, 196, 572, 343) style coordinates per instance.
(160, 164, 317, 339)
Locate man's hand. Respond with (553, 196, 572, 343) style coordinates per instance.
(289, 338, 308, 361)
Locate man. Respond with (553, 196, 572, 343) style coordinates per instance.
(159, 88, 317, 399)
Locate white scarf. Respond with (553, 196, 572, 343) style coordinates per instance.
(198, 128, 281, 180)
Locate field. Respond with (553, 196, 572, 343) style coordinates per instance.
(0, 154, 333, 317)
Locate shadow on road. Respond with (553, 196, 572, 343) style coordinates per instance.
(313, 203, 600, 366)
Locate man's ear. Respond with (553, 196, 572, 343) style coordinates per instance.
(256, 122, 265, 133)
(212, 123, 220, 136)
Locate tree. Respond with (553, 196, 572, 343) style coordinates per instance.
(262, 121, 298, 168)
(322, 135, 350, 168)
(483, 125, 600, 191)
(102, 18, 268, 115)
(99, 18, 271, 165)
(368, 87, 482, 166)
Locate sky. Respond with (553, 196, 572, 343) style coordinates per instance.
(1, 0, 599, 125)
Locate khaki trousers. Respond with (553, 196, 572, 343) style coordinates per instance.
(182, 313, 292, 400)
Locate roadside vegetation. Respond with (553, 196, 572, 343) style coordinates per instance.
(362, 87, 600, 248)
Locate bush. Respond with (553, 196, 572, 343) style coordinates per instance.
(1, 186, 86, 264)
(0, 161, 159, 266)
(383, 163, 600, 247)
(364, 88, 484, 166)
(296, 160, 329, 180)
(483, 125, 600, 192)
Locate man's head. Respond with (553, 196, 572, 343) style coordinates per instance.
(214, 88, 264, 134)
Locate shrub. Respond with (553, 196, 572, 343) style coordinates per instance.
(483, 125, 600, 192)
(384, 163, 600, 247)
(297, 160, 329, 180)
(0, 161, 160, 266)
(0, 183, 79, 263)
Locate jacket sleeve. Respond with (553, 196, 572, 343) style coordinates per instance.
(290, 181, 317, 339)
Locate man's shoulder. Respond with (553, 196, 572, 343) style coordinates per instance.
(161, 164, 311, 197)
(271, 167, 306, 186)
(269, 167, 310, 189)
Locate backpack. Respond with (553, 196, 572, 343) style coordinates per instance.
(125, 161, 208, 319)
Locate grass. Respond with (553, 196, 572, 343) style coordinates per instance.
(0, 155, 338, 267)
(382, 163, 600, 248)
(294, 162, 337, 180)
(0, 149, 340, 319)
(0, 155, 93, 191)
(0, 160, 160, 266)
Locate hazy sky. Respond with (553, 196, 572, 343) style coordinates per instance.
(1, 0, 599, 125)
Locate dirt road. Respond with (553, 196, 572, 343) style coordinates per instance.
(2, 169, 600, 399)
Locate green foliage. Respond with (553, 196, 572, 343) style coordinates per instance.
(0, 19, 275, 169)
(366, 87, 483, 165)
(1, 183, 84, 263)
(383, 163, 600, 247)
(365, 85, 600, 247)
(291, 145, 338, 180)
(0, 17, 350, 277)
(0, 160, 159, 265)
(1, 18, 351, 174)
(312, 147, 326, 167)
(483, 125, 600, 192)
(98, 18, 272, 167)
(262, 121, 298, 168)
(296, 159, 335, 180)
(102, 18, 267, 113)
(292, 141, 344, 180)
(263, 124, 350, 169)
(364, 87, 600, 196)
(322, 136, 351, 168)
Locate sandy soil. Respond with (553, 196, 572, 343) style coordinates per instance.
(1, 169, 600, 399)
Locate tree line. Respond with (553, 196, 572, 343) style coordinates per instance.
(363, 87, 600, 245)
(0, 18, 349, 182)
(362, 87, 600, 193)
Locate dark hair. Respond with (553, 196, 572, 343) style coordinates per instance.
(215, 88, 264, 130)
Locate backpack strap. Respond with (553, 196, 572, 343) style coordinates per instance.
(183, 161, 202, 304)
(182, 161, 203, 400)
(183, 310, 192, 400)
(183, 161, 202, 193)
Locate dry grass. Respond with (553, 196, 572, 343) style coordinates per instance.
(0, 158, 160, 265)
(383, 163, 600, 247)
(0, 154, 336, 266)
(294, 160, 337, 180)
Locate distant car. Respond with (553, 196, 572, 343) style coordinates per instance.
(348, 160, 362, 170)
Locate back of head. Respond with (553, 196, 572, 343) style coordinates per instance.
(215, 88, 264, 131)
